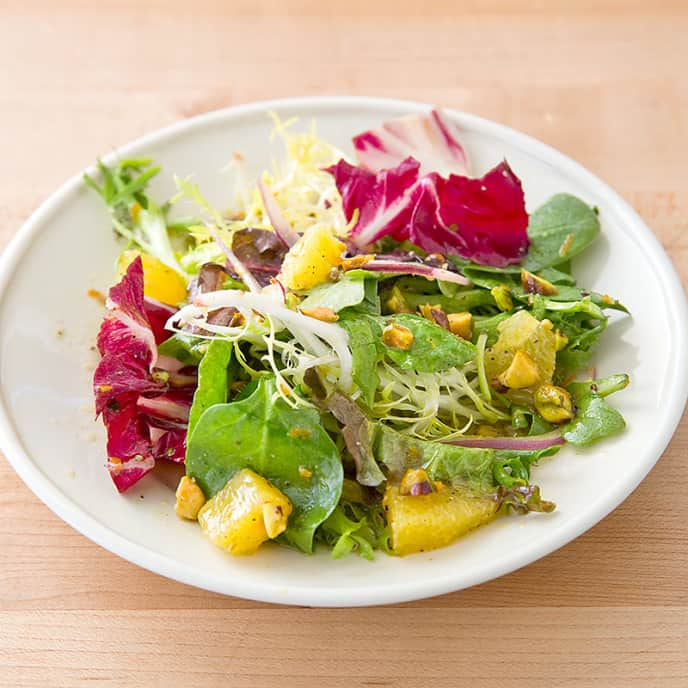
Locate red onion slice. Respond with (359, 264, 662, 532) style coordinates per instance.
(446, 431, 564, 450)
(362, 259, 471, 286)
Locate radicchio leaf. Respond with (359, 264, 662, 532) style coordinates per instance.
(353, 108, 470, 177)
(94, 257, 194, 491)
(329, 157, 529, 267)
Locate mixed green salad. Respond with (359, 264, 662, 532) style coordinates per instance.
(90, 109, 629, 558)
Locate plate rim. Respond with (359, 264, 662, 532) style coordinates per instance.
(1, 95, 687, 607)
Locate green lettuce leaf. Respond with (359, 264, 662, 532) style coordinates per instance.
(298, 276, 367, 313)
(379, 313, 476, 372)
(337, 313, 381, 408)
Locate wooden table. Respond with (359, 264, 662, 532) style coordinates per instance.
(1, 2, 687, 686)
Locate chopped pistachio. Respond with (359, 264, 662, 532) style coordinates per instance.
(534, 384, 574, 423)
(298, 466, 313, 479)
(447, 312, 473, 340)
(520, 269, 558, 296)
(490, 285, 513, 312)
(497, 350, 541, 389)
(175, 475, 206, 521)
(399, 468, 434, 496)
(382, 323, 414, 350)
(341, 254, 375, 270)
(262, 503, 289, 539)
(299, 306, 339, 322)
(385, 286, 413, 314)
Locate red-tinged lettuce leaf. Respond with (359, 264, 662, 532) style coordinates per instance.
(353, 108, 470, 177)
(330, 157, 529, 267)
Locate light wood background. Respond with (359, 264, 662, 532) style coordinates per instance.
(1, 1, 687, 686)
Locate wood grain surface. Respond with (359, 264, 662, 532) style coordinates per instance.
(1, 1, 687, 686)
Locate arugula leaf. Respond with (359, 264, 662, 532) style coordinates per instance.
(379, 314, 476, 373)
(186, 377, 343, 552)
(561, 374, 629, 446)
(524, 194, 600, 271)
(186, 339, 234, 438)
(337, 313, 381, 408)
(562, 395, 625, 445)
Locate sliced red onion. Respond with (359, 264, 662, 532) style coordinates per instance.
(257, 178, 299, 248)
(362, 259, 471, 286)
(446, 431, 564, 450)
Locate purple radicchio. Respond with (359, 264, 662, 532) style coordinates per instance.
(94, 257, 195, 492)
(329, 109, 529, 267)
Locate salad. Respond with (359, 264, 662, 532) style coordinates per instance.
(88, 108, 629, 559)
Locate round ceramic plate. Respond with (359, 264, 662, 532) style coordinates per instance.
(1, 97, 686, 607)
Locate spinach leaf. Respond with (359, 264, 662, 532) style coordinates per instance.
(298, 276, 367, 313)
(524, 194, 600, 271)
(186, 339, 234, 438)
(379, 314, 476, 373)
(561, 374, 629, 446)
(186, 377, 343, 552)
(337, 313, 381, 408)
(158, 333, 206, 366)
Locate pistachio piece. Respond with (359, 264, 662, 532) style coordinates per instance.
(534, 384, 575, 423)
(175, 475, 206, 521)
(299, 306, 339, 322)
(497, 350, 541, 389)
(382, 323, 414, 350)
(490, 285, 513, 312)
(341, 254, 375, 270)
(262, 503, 289, 539)
(419, 303, 449, 330)
(385, 285, 414, 314)
(447, 312, 473, 340)
(399, 468, 434, 496)
(520, 269, 558, 296)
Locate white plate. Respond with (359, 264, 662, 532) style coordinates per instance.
(1, 97, 687, 607)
